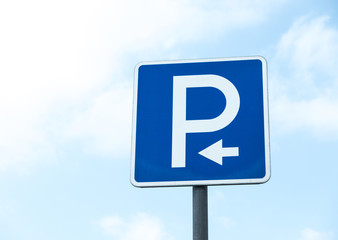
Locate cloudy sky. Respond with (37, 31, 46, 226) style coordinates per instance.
(0, 0, 337, 239)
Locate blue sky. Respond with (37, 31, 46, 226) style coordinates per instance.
(0, 0, 337, 239)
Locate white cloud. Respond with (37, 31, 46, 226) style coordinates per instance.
(271, 15, 338, 137)
(275, 16, 338, 94)
(100, 215, 125, 237)
(99, 213, 173, 240)
(0, 0, 115, 172)
(92, 0, 279, 54)
(65, 82, 133, 157)
(272, 96, 338, 137)
(301, 228, 334, 240)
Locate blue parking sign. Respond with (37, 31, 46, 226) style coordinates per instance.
(131, 57, 270, 187)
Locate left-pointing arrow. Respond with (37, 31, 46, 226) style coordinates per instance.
(198, 139, 239, 165)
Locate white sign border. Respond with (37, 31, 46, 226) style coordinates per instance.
(131, 56, 270, 187)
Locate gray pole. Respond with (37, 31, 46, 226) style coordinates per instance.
(193, 186, 208, 240)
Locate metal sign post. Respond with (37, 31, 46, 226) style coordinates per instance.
(193, 186, 208, 240)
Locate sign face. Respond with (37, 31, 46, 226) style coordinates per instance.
(131, 56, 270, 187)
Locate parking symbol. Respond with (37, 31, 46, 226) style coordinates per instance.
(131, 57, 270, 187)
(172, 74, 240, 168)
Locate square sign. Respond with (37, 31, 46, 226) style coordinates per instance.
(131, 56, 270, 187)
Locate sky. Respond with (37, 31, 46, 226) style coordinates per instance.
(0, 0, 337, 239)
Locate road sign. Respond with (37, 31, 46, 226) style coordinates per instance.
(131, 56, 270, 187)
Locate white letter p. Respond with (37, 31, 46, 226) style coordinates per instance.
(171, 74, 240, 168)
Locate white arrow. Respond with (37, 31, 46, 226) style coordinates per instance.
(198, 139, 239, 165)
